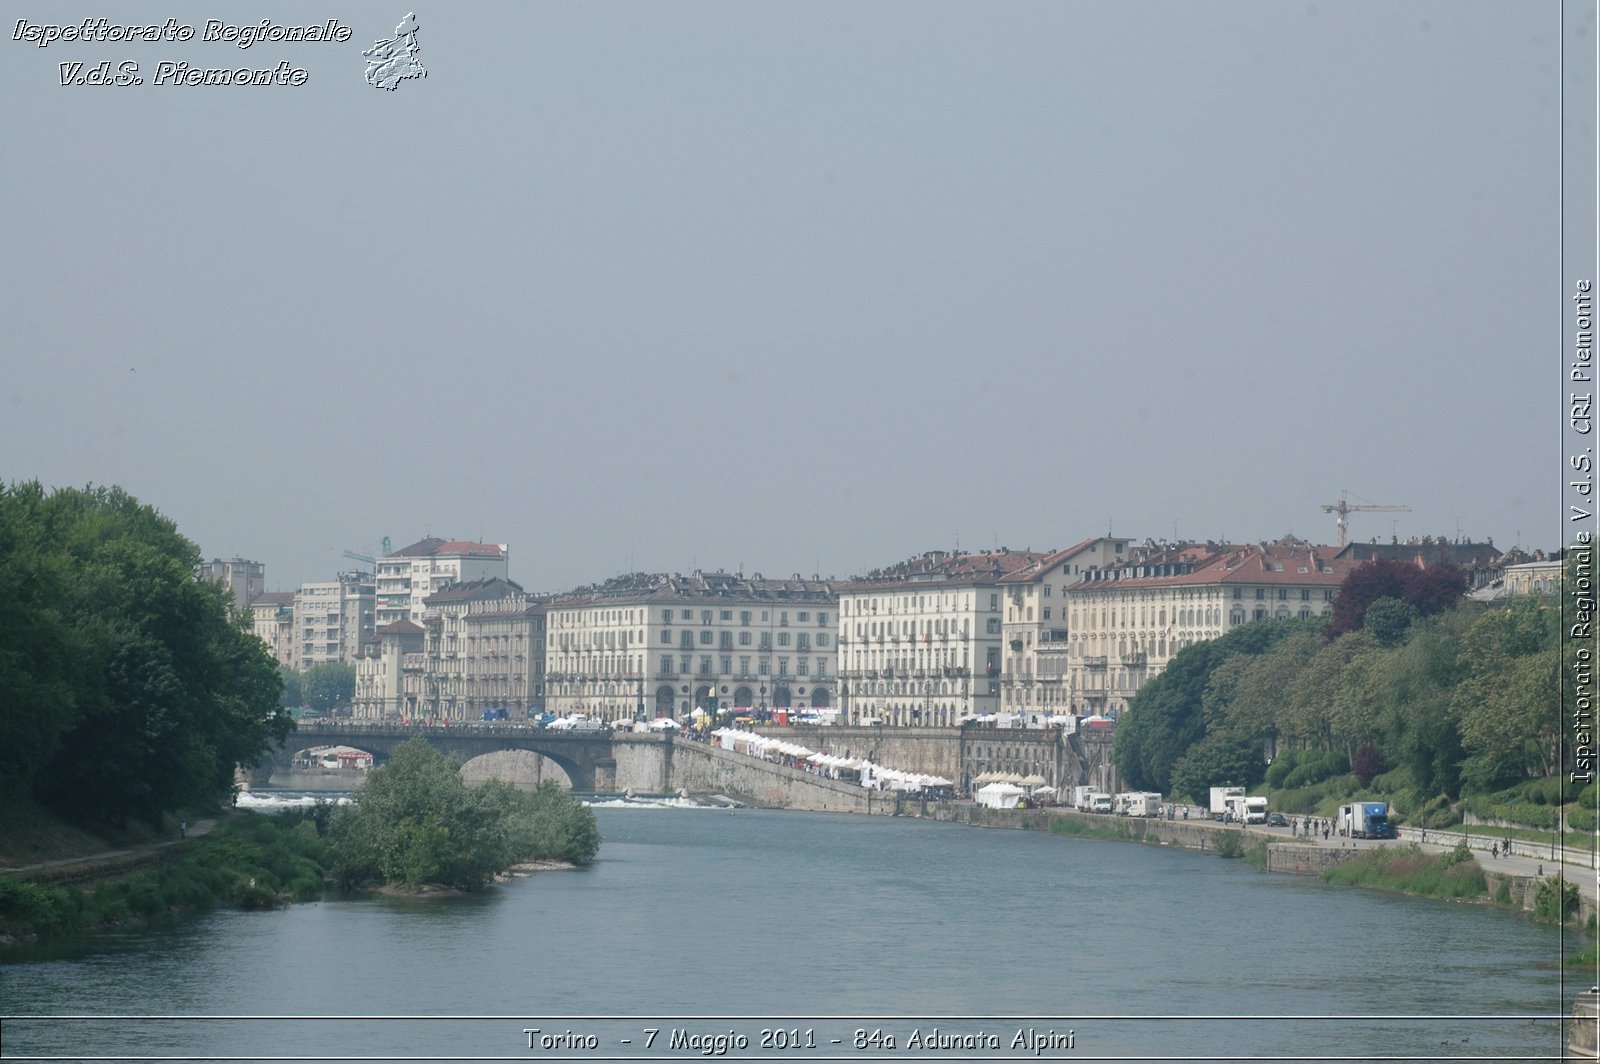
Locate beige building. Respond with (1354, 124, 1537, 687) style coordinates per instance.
(293, 570, 375, 668)
(247, 591, 296, 669)
(997, 537, 1132, 716)
(544, 571, 840, 723)
(1064, 537, 1360, 717)
(199, 557, 265, 615)
(375, 537, 510, 627)
(1502, 558, 1563, 597)
(352, 619, 425, 719)
(419, 578, 546, 721)
(837, 549, 1049, 726)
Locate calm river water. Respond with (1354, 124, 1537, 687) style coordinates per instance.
(0, 801, 1581, 1062)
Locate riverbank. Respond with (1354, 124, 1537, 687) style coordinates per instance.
(918, 800, 1597, 935)
(0, 813, 323, 947)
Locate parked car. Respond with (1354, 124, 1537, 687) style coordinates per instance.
(1266, 812, 1289, 827)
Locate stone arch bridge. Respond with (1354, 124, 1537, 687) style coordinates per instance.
(254, 722, 642, 792)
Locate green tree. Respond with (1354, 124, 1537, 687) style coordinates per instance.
(301, 663, 355, 714)
(326, 739, 599, 892)
(279, 666, 303, 709)
(1453, 598, 1561, 789)
(1113, 620, 1309, 794)
(0, 482, 287, 826)
(1362, 597, 1420, 648)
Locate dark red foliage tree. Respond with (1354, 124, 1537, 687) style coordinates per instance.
(1328, 559, 1468, 639)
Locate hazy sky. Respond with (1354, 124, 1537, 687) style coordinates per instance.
(3, 1, 1592, 594)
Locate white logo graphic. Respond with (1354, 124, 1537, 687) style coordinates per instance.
(363, 13, 425, 90)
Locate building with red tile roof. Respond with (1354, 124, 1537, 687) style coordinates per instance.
(1062, 536, 1361, 716)
(374, 537, 510, 627)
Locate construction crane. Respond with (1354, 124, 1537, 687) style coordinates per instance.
(342, 536, 392, 566)
(1321, 492, 1409, 548)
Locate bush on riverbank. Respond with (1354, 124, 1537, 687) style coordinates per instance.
(1322, 842, 1487, 900)
(0, 813, 328, 943)
(324, 739, 598, 893)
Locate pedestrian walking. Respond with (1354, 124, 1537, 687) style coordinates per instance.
(1492, 842, 1499, 858)
(180, 819, 187, 839)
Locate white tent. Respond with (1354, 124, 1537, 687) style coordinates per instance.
(975, 782, 1027, 809)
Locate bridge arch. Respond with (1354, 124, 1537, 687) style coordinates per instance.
(459, 749, 574, 790)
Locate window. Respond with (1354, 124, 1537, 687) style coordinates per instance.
(720, 610, 732, 621)
(701, 610, 713, 625)
(659, 654, 673, 674)
(1043, 585, 1052, 597)
(778, 658, 789, 676)
(797, 634, 810, 651)
(986, 618, 1000, 634)
(660, 631, 672, 644)
(739, 631, 751, 646)
(721, 656, 732, 673)
(818, 633, 829, 646)
(759, 658, 769, 675)
(798, 659, 809, 675)
(1255, 589, 1265, 600)
(778, 632, 791, 647)
(1043, 607, 1052, 620)
(740, 611, 751, 625)
(739, 656, 750, 674)
(680, 631, 694, 649)
(990, 594, 999, 610)
(798, 612, 809, 622)
(818, 612, 829, 626)
(699, 630, 713, 645)
(1300, 589, 1311, 601)
(662, 609, 674, 623)
(1277, 590, 1287, 600)
(699, 656, 713, 675)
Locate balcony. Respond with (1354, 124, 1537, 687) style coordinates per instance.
(1084, 656, 1108, 669)
(1122, 652, 1148, 668)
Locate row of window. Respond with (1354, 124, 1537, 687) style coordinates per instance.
(661, 608, 829, 626)
(656, 655, 830, 677)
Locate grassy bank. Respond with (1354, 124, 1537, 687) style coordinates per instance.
(0, 813, 326, 945)
(1322, 841, 1488, 900)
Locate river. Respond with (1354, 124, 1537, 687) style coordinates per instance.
(0, 799, 1580, 1062)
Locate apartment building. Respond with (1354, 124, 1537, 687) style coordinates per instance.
(293, 570, 375, 668)
(1064, 537, 1360, 717)
(374, 537, 509, 627)
(352, 619, 425, 719)
(419, 578, 546, 721)
(544, 571, 840, 723)
(199, 557, 265, 615)
(996, 537, 1131, 716)
(837, 549, 1049, 726)
(247, 591, 296, 669)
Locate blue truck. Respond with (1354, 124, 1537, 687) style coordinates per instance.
(1338, 801, 1397, 839)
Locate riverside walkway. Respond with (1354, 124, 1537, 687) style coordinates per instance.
(0, 817, 223, 883)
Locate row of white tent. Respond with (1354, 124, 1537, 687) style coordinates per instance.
(711, 728, 955, 791)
